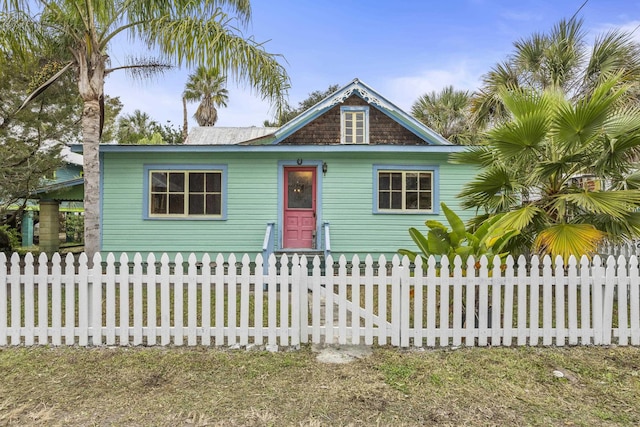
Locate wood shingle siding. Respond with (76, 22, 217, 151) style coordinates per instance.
(280, 95, 426, 145)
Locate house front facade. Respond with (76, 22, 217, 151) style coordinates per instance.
(95, 79, 477, 258)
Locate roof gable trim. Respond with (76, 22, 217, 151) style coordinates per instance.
(327, 84, 384, 109)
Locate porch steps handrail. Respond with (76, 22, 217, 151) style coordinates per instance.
(322, 221, 331, 260)
(261, 222, 276, 274)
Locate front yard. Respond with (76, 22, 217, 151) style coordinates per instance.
(1, 345, 639, 426)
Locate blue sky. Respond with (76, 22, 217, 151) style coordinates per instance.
(104, 0, 640, 129)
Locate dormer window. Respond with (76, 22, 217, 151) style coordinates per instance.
(341, 106, 369, 144)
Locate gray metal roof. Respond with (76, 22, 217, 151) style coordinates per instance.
(185, 126, 278, 145)
(61, 146, 83, 165)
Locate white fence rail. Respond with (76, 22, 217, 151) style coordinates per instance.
(1, 252, 639, 349)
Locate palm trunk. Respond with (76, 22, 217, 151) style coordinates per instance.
(76, 45, 107, 259)
(182, 96, 188, 142)
(82, 99, 101, 258)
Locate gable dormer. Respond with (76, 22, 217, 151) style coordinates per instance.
(253, 78, 452, 146)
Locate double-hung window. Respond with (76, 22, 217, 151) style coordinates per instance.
(145, 166, 226, 219)
(374, 166, 437, 213)
(341, 106, 369, 144)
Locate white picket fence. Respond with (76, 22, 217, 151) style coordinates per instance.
(1, 251, 639, 349)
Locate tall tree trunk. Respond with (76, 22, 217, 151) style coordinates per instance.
(182, 96, 188, 142)
(81, 99, 101, 258)
(76, 46, 107, 259)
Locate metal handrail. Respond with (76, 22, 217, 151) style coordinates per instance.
(323, 221, 331, 260)
(262, 222, 275, 275)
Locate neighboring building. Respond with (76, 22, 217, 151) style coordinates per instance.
(32, 148, 84, 251)
(6, 147, 84, 252)
(88, 79, 477, 259)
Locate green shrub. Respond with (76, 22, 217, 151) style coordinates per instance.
(0, 224, 19, 254)
(399, 202, 519, 269)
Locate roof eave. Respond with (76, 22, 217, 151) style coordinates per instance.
(94, 144, 467, 153)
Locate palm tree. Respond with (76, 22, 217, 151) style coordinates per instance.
(264, 84, 339, 127)
(472, 17, 640, 127)
(453, 75, 640, 260)
(0, 1, 290, 257)
(411, 86, 479, 144)
(116, 110, 159, 144)
(182, 96, 189, 142)
(183, 67, 229, 127)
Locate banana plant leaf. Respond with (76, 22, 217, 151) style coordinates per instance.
(427, 228, 451, 255)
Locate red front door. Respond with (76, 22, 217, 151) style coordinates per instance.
(283, 167, 316, 249)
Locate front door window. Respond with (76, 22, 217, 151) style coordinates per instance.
(287, 171, 313, 209)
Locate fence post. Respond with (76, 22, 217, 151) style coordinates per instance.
(239, 254, 251, 347)
(616, 255, 629, 346)
(630, 256, 640, 346)
(78, 253, 89, 346)
(554, 256, 566, 346)
(337, 255, 347, 345)
(0, 254, 7, 346)
(351, 254, 361, 346)
(91, 252, 103, 346)
(592, 255, 604, 345)
(391, 255, 401, 347)
(279, 254, 289, 347)
(399, 256, 411, 348)
(132, 252, 144, 345)
(87, 254, 92, 347)
(105, 253, 116, 346)
(602, 256, 617, 345)
(298, 255, 309, 345)
(291, 254, 301, 349)
(266, 253, 278, 352)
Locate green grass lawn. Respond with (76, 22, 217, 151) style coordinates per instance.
(0, 345, 639, 426)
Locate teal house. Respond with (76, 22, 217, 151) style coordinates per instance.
(96, 79, 476, 259)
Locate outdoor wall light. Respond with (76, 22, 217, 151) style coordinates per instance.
(297, 158, 303, 165)
(322, 162, 328, 175)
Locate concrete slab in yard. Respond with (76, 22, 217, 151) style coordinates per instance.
(313, 344, 372, 364)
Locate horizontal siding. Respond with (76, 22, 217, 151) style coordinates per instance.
(320, 153, 476, 257)
(101, 151, 478, 258)
(102, 152, 281, 255)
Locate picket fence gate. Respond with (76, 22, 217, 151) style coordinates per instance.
(1, 251, 639, 349)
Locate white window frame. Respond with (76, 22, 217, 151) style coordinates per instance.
(374, 168, 436, 214)
(340, 106, 369, 144)
(145, 167, 226, 220)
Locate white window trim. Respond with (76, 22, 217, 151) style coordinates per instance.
(143, 164, 228, 220)
(373, 165, 439, 214)
(340, 106, 369, 144)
